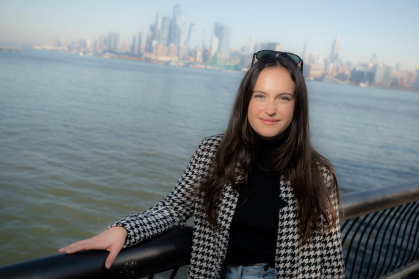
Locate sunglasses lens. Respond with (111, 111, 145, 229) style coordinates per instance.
(256, 50, 276, 60)
(253, 51, 303, 72)
(283, 53, 301, 65)
(256, 51, 301, 65)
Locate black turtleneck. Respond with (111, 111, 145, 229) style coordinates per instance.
(224, 136, 288, 267)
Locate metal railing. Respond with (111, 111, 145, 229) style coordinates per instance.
(340, 181, 419, 279)
(1, 181, 419, 279)
(0, 225, 193, 279)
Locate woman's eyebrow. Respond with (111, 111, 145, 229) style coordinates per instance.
(252, 90, 293, 96)
(276, 92, 293, 96)
(252, 90, 267, 94)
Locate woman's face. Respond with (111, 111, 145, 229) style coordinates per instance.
(247, 67, 296, 141)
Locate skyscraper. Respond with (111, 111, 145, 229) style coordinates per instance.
(145, 32, 153, 53)
(182, 18, 187, 46)
(161, 16, 171, 47)
(263, 42, 280, 51)
(187, 24, 197, 50)
(414, 67, 419, 89)
(213, 22, 223, 39)
(131, 35, 137, 55)
(213, 22, 231, 58)
(202, 28, 206, 49)
(169, 4, 182, 54)
(210, 34, 219, 57)
(255, 42, 262, 53)
(248, 36, 254, 54)
(374, 63, 392, 84)
(155, 12, 162, 30)
(137, 32, 143, 54)
(154, 13, 162, 44)
(107, 32, 119, 52)
(329, 35, 340, 62)
(302, 39, 309, 62)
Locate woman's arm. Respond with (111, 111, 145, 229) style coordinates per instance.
(320, 167, 346, 278)
(108, 136, 216, 247)
(59, 136, 218, 268)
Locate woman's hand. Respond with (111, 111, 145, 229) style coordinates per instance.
(58, 226, 128, 269)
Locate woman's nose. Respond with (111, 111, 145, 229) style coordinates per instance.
(265, 101, 276, 115)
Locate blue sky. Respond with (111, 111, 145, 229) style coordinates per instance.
(0, 0, 418, 70)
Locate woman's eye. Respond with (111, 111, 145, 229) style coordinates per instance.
(279, 96, 290, 102)
(255, 95, 264, 99)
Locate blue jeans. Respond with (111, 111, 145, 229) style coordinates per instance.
(220, 263, 276, 279)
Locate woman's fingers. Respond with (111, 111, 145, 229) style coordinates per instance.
(63, 240, 98, 254)
(60, 235, 124, 268)
(105, 245, 123, 269)
(58, 226, 128, 269)
(58, 230, 109, 253)
(59, 239, 92, 253)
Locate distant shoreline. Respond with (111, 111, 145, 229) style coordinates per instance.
(6, 46, 418, 93)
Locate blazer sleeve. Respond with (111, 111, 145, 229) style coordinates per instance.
(321, 167, 346, 278)
(108, 137, 215, 248)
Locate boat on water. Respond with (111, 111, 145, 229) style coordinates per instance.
(359, 81, 368, 87)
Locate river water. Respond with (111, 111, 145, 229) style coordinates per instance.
(1, 49, 419, 274)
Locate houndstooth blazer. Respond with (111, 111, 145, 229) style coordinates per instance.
(110, 135, 345, 279)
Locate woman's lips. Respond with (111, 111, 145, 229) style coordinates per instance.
(259, 118, 280, 125)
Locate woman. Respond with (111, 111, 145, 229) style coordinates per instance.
(60, 51, 345, 278)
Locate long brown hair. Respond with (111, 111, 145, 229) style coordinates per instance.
(197, 55, 340, 244)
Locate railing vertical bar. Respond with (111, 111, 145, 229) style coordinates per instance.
(345, 215, 368, 272)
(407, 204, 419, 263)
(169, 267, 179, 279)
(383, 202, 416, 275)
(341, 217, 358, 273)
(357, 209, 386, 279)
(393, 202, 416, 269)
(398, 201, 419, 268)
(342, 217, 359, 252)
(340, 219, 350, 232)
(372, 204, 404, 278)
(414, 218, 419, 259)
(395, 202, 418, 269)
(378, 204, 407, 277)
(364, 207, 394, 279)
(351, 212, 378, 279)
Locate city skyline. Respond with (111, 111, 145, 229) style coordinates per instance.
(0, 0, 418, 71)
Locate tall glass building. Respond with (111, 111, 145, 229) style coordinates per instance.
(213, 22, 231, 58)
(161, 16, 171, 47)
(107, 32, 119, 53)
(170, 4, 182, 55)
(187, 24, 197, 50)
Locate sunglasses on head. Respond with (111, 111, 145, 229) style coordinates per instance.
(251, 50, 304, 73)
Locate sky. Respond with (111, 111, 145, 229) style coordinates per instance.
(0, 0, 418, 70)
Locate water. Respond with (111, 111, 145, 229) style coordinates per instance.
(1, 49, 419, 273)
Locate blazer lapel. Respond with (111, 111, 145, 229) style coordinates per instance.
(211, 182, 239, 277)
(275, 176, 301, 278)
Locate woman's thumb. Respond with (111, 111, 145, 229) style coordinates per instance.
(105, 247, 121, 269)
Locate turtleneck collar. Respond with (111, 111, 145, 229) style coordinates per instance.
(254, 133, 286, 151)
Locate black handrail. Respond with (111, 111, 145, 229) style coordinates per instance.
(1, 182, 419, 279)
(0, 226, 193, 279)
(339, 181, 419, 221)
